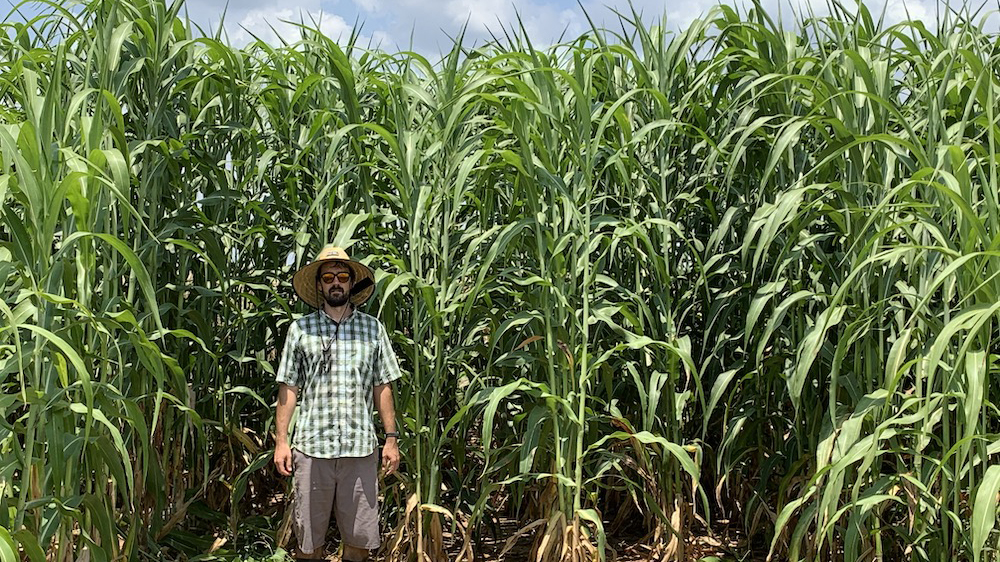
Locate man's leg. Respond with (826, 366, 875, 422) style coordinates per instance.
(295, 546, 327, 560)
(334, 452, 381, 560)
(342, 544, 369, 561)
(292, 451, 336, 561)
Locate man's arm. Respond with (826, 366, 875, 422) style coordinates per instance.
(274, 383, 298, 476)
(374, 383, 399, 475)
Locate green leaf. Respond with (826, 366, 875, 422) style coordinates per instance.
(972, 465, 1000, 562)
(12, 530, 45, 562)
(0, 527, 17, 562)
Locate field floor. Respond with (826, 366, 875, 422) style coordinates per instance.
(347, 518, 761, 562)
(474, 517, 763, 562)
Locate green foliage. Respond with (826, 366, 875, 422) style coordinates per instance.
(1, 0, 999, 561)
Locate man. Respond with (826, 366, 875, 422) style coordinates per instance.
(274, 245, 402, 562)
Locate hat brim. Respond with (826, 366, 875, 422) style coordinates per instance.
(292, 259, 375, 308)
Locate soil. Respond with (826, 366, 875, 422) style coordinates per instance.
(470, 520, 753, 561)
(330, 517, 760, 562)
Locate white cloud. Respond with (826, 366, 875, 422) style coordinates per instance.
(372, 29, 394, 48)
(391, 0, 587, 51)
(883, 0, 932, 23)
(227, 6, 354, 46)
(445, 0, 515, 29)
(353, 0, 383, 13)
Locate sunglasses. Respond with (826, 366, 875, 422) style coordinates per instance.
(320, 272, 352, 284)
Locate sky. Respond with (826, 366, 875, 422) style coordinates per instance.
(174, 0, 993, 53)
(5, 0, 998, 54)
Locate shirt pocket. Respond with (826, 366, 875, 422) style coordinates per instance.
(347, 338, 377, 379)
(297, 333, 330, 388)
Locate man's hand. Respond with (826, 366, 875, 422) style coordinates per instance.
(382, 439, 400, 475)
(274, 443, 294, 476)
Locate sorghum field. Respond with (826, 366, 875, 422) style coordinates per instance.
(2, 0, 1000, 560)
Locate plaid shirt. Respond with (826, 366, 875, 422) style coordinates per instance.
(276, 309, 402, 459)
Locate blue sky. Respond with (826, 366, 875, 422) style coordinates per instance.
(7, 0, 995, 53)
(192, 0, 994, 53)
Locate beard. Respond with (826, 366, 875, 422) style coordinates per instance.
(323, 287, 350, 307)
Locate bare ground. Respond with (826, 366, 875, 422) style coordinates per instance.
(300, 517, 762, 562)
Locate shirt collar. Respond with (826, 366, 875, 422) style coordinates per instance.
(316, 306, 355, 326)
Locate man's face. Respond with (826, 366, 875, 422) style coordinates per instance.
(317, 262, 354, 307)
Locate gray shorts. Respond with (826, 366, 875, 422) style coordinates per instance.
(292, 449, 380, 553)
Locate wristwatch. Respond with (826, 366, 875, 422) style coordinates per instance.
(385, 431, 400, 440)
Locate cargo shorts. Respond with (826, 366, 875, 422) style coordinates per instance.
(292, 449, 381, 553)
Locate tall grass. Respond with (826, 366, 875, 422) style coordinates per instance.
(1, 1, 999, 561)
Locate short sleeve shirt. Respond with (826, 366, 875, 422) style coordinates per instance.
(275, 309, 402, 458)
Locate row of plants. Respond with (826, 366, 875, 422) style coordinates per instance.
(1, 0, 999, 560)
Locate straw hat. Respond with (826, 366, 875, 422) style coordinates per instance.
(292, 245, 375, 308)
